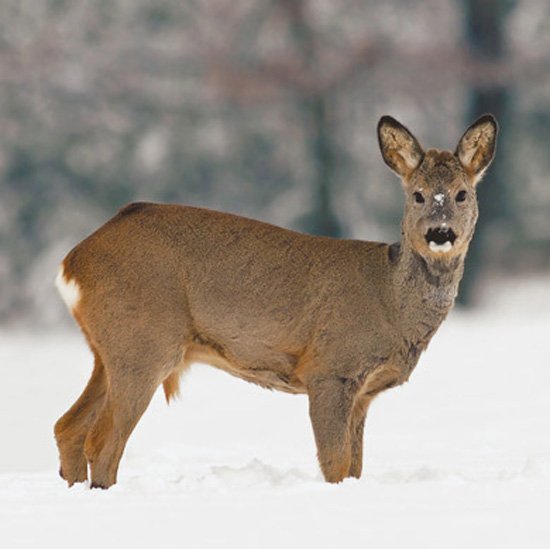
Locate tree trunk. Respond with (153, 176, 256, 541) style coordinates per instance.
(458, 0, 513, 305)
(281, 0, 343, 237)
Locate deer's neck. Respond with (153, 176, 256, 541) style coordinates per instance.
(390, 239, 464, 344)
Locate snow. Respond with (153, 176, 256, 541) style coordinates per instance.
(1, 278, 549, 548)
(434, 193, 445, 205)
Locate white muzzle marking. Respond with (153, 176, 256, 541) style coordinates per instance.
(429, 241, 453, 253)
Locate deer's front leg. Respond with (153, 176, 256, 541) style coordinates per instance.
(307, 376, 358, 483)
(348, 396, 373, 479)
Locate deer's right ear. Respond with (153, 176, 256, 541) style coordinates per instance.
(377, 116, 424, 179)
(455, 114, 498, 184)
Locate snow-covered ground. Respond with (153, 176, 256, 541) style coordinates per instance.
(1, 277, 549, 548)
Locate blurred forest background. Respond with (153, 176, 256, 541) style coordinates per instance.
(0, 0, 549, 326)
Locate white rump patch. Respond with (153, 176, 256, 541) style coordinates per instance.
(55, 264, 81, 312)
(429, 241, 453, 253)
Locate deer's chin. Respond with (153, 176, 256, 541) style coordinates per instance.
(408, 227, 464, 264)
(427, 241, 453, 254)
(419, 243, 459, 263)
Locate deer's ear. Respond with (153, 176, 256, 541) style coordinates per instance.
(455, 114, 498, 184)
(377, 116, 424, 179)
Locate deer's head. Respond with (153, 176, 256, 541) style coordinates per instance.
(378, 114, 498, 267)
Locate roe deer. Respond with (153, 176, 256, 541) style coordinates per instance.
(54, 114, 497, 488)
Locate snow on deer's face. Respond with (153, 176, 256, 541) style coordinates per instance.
(377, 114, 498, 266)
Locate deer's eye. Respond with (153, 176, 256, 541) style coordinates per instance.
(413, 191, 425, 204)
(456, 190, 467, 202)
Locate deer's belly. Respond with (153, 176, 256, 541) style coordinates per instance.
(185, 342, 307, 394)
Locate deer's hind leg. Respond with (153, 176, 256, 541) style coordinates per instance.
(54, 348, 107, 486)
(83, 340, 184, 489)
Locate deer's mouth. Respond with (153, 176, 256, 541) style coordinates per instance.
(425, 227, 457, 253)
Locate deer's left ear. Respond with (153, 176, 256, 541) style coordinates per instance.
(378, 116, 424, 180)
(455, 114, 498, 184)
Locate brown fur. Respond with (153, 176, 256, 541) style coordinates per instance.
(54, 114, 497, 488)
(162, 371, 182, 404)
(54, 348, 107, 485)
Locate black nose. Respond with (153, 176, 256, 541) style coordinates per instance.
(425, 227, 457, 245)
